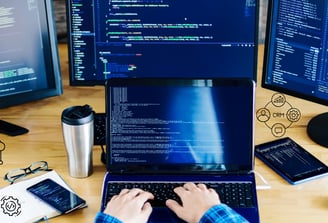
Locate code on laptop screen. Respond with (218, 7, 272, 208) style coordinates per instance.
(108, 79, 254, 170)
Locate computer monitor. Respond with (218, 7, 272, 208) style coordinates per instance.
(67, 0, 259, 86)
(0, 0, 62, 109)
(262, 0, 328, 147)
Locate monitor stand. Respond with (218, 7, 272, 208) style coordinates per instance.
(307, 112, 328, 148)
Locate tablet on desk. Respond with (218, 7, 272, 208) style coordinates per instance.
(255, 137, 328, 185)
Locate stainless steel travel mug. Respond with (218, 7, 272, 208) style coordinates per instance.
(61, 105, 94, 178)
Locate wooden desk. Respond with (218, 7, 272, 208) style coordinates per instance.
(0, 44, 328, 222)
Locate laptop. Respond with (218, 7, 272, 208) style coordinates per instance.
(100, 78, 260, 223)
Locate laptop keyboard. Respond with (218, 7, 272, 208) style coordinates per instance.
(105, 182, 255, 208)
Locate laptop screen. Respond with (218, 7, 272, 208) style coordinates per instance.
(106, 78, 255, 174)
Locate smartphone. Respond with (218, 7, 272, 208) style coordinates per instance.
(255, 137, 328, 184)
(0, 119, 29, 136)
(27, 178, 86, 214)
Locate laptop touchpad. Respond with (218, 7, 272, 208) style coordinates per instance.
(148, 208, 185, 223)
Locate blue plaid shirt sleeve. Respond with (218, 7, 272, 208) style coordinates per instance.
(94, 204, 249, 223)
(94, 212, 123, 223)
(199, 204, 250, 223)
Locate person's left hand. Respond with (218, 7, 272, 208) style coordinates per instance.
(103, 188, 154, 223)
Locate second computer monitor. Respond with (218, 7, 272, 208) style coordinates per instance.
(67, 0, 259, 85)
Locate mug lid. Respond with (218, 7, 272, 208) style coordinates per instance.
(61, 105, 94, 125)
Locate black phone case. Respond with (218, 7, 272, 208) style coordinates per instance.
(0, 120, 29, 136)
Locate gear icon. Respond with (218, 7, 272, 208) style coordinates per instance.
(286, 108, 301, 122)
(1, 196, 21, 217)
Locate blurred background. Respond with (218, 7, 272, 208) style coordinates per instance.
(53, 0, 67, 42)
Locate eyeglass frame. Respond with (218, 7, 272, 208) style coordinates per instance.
(4, 161, 52, 184)
(0, 140, 5, 165)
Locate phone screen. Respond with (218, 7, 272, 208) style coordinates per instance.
(255, 137, 328, 184)
(27, 178, 86, 214)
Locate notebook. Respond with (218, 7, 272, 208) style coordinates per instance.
(100, 78, 260, 223)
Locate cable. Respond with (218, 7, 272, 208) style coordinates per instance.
(100, 144, 106, 165)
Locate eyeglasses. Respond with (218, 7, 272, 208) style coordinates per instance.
(4, 161, 52, 184)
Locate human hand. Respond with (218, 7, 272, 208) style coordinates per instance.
(166, 183, 220, 223)
(103, 188, 154, 223)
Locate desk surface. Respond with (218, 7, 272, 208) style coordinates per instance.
(1, 44, 328, 222)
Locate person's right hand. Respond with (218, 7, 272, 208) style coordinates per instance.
(103, 188, 154, 223)
(166, 182, 220, 223)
